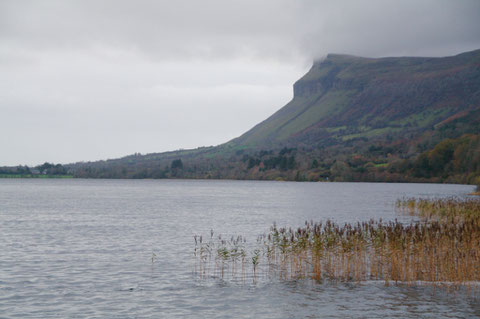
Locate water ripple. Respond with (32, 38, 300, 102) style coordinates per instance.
(0, 179, 477, 318)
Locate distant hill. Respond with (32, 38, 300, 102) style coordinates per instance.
(67, 49, 480, 184)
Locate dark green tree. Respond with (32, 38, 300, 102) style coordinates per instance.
(171, 159, 183, 170)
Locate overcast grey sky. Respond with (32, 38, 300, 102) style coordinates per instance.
(1, 0, 479, 166)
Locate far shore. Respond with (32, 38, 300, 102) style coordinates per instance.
(0, 174, 73, 179)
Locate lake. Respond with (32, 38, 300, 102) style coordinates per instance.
(0, 179, 478, 318)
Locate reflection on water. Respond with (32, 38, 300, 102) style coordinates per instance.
(0, 179, 478, 318)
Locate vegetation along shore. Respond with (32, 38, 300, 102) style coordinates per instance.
(194, 197, 480, 292)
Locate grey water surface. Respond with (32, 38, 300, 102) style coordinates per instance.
(0, 179, 478, 318)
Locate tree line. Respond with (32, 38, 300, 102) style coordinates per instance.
(0, 162, 70, 177)
(68, 134, 480, 185)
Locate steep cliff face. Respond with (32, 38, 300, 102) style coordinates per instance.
(233, 49, 480, 148)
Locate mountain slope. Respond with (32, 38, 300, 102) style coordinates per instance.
(67, 49, 480, 183)
(232, 49, 480, 148)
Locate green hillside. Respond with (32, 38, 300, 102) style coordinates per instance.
(233, 49, 480, 148)
(39, 49, 480, 184)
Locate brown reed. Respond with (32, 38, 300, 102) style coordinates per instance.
(264, 198, 480, 286)
(396, 197, 480, 223)
(194, 197, 480, 289)
(264, 217, 480, 285)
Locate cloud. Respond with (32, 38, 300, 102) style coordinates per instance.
(2, 0, 479, 60)
(1, 0, 479, 165)
(297, 0, 480, 58)
(0, 47, 298, 165)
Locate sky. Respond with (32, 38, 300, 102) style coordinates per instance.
(1, 0, 479, 166)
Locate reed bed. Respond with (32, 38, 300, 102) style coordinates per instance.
(396, 197, 480, 223)
(194, 197, 480, 289)
(264, 218, 480, 286)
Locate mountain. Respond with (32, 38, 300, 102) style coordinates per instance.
(68, 49, 480, 184)
(233, 49, 480, 148)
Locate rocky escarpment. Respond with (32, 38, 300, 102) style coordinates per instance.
(232, 49, 480, 148)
